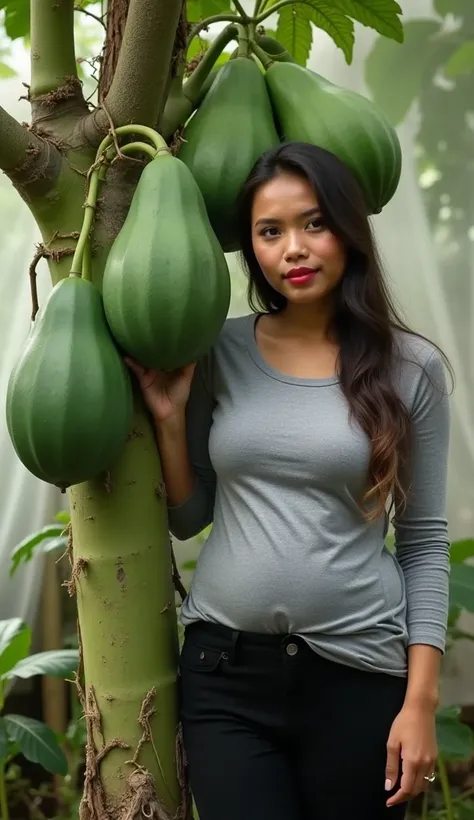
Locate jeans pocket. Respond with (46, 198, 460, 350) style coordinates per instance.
(179, 639, 227, 674)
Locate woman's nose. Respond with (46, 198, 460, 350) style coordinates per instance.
(284, 232, 309, 261)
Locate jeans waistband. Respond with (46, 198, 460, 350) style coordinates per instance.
(183, 619, 309, 661)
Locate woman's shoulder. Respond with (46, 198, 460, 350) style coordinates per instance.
(392, 328, 449, 412)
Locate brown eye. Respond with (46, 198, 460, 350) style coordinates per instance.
(261, 226, 280, 238)
(307, 218, 324, 231)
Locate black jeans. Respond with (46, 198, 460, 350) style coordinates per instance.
(179, 621, 408, 820)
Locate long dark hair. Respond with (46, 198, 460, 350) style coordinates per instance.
(237, 141, 451, 521)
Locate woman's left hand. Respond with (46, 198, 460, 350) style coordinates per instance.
(385, 702, 438, 808)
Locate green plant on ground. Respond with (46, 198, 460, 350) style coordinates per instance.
(0, 618, 79, 820)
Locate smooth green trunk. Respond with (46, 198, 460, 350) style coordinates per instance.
(69, 399, 182, 819)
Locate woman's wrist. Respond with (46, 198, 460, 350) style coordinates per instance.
(153, 410, 186, 437)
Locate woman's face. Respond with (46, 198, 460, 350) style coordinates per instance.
(251, 172, 346, 308)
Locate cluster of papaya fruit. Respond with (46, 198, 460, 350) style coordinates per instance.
(5, 35, 402, 492)
(178, 39, 402, 251)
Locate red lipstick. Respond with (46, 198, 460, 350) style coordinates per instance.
(284, 267, 318, 285)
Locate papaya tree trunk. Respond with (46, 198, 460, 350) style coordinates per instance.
(0, 0, 190, 817)
(69, 401, 185, 820)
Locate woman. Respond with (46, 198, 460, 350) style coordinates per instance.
(128, 142, 451, 820)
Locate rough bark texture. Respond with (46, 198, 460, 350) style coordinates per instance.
(99, 0, 130, 102)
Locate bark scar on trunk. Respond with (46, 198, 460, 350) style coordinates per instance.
(79, 682, 130, 820)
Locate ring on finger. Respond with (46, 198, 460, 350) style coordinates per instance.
(423, 772, 436, 783)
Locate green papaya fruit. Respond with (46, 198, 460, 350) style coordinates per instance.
(6, 277, 133, 490)
(178, 56, 280, 251)
(264, 62, 402, 214)
(102, 150, 230, 371)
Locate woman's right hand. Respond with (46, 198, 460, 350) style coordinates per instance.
(125, 357, 196, 424)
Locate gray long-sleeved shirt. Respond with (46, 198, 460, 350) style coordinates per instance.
(168, 313, 451, 677)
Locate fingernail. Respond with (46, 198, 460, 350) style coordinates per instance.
(385, 779, 392, 791)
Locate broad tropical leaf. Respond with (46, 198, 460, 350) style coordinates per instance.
(365, 19, 441, 125)
(6, 649, 79, 681)
(3, 715, 68, 775)
(331, 0, 403, 42)
(0, 0, 29, 40)
(0, 619, 31, 677)
(436, 706, 474, 761)
(276, 3, 313, 66)
(10, 525, 65, 576)
(305, 2, 354, 63)
(0, 717, 8, 760)
(445, 41, 474, 77)
(449, 563, 474, 613)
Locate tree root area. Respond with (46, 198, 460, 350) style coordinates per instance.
(76, 668, 191, 820)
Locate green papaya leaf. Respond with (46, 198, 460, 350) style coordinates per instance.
(3, 715, 68, 776)
(10, 525, 64, 576)
(436, 707, 474, 761)
(305, 1, 354, 64)
(0, 0, 29, 40)
(365, 19, 441, 125)
(331, 0, 403, 42)
(276, 3, 313, 66)
(0, 620, 31, 677)
(450, 540, 474, 564)
(445, 41, 474, 77)
(0, 717, 8, 761)
(450, 563, 474, 613)
(6, 649, 79, 681)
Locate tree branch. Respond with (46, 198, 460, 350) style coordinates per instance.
(232, 0, 249, 18)
(255, 0, 297, 22)
(0, 106, 39, 170)
(189, 14, 241, 42)
(74, 4, 106, 29)
(103, 0, 184, 128)
(0, 105, 62, 198)
(31, 0, 78, 98)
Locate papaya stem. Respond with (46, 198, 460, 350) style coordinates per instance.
(95, 124, 167, 163)
(236, 23, 251, 58)
(255, 0, 302, 23)
(188, 14, 241, 43)
(248, 39, 275, 69)
(184, 24, 238, 103)
(232, 0, 249, 18)
(82, 238, 92, 282)
(72, 133, 161, 280)
(70, 166, 103, 278)
(115, 141, 158, 161)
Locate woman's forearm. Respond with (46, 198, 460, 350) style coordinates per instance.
(404, 644, 442, 711)
(154, 412, 196, 508)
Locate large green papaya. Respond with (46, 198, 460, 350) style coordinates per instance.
(6, 277, 133, 490)
(264, 62, 402, 214)
(178, 56, 280, 251)
(102, 149, 230, 371)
